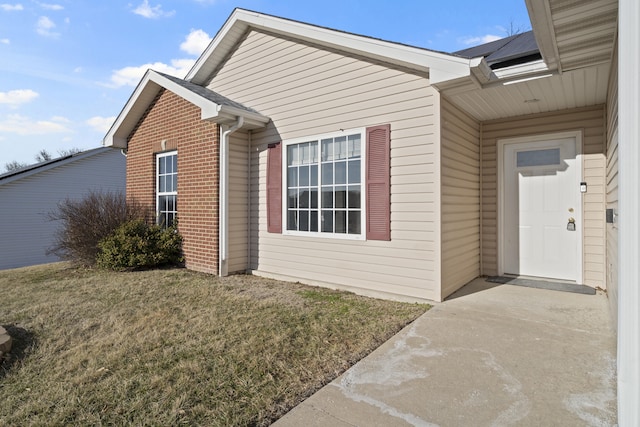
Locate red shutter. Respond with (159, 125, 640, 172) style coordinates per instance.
(267, 142, 282, 233)
(366, 124, 391, 241)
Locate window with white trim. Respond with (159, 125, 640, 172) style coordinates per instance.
(157, 151, 177, 227)
(284, 129, 364, 238)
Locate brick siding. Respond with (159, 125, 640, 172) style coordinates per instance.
(126, 88, 220, 274)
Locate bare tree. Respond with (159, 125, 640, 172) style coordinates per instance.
(35, 149, 53, 163)
(58, 147, 82, 157)
(505, 21, 528, 37)
(4, 160, 28, 172)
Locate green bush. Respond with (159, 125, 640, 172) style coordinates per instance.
(96, 219, 183, 271)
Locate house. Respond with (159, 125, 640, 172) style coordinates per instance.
(104, 0, 639, 422)
(0, 147, 126, 270)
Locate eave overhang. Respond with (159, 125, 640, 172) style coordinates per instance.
(103, 70, 270, 149)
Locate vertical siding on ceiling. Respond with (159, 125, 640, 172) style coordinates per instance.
(605, 43, 619, 325)
(0, 150, 126, 270)
(481, 106, 606, 287)
(440, 98, 481, 299)
(209, 30, 439, 301)
(228, 131, 249, 273)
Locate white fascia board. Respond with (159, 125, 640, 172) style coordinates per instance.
(525, 0, 560, 72)
(187, 8, 472, 85)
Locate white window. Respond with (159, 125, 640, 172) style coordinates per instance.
(284, 129, 365, 239)
(157, 151, 177, 227)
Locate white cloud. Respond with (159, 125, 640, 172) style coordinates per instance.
(180, 29, 211, 56)
(133, 0, 175, 19)
(0, 114, 72, 135)
(0, 38, 9, 44)
(107, 58, 195, 87)
(73, 66, 83, 73)
(0, 3, 23, 11)
(38, 2, 63, 10)
(86, 116, 115, 133)
(0, 89, 39, 106)
(459, 34, 502, 46)
(36, 15, 59, 37)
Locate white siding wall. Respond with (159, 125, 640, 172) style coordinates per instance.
(605, 42, 619, 325)
(208, 30, 440, 301)
(481, 107, 607, 287)
(0, 149, 126, 270)
(440, 98, 481, 299)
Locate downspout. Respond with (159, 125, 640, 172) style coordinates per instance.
(246, 131, 252, 273)
(479, 122, 484, 277)
(219, 116, 244, 277)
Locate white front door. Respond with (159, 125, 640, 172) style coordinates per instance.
(501, 135, 582, 282)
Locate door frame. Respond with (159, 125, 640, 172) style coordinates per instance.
(497, 130, 583, 283)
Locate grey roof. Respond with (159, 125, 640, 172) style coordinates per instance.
(155, 71, 261, 114)
(454, 31, 540, 69)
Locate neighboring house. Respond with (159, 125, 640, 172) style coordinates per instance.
(104, 1, 639, 421)
(0, 147, 126, 270)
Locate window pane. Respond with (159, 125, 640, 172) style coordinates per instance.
(310, 210, 318, 232)
(335, 136, 347, 160)
(348, 186, 361, 208)
(172, 175, 178, 192)
(516, 148, 560, 167)
(335, 186, 346, 208)
(321, 138, 334, 161)
(299, 190, 309, 208)
(288, 145, 298, 166)
(299, 165, 309, 186)
(310, 141, 318, 163)
(348, 134, 361, 158)
(310, 165, 318, 186)
(335, 161, 346, 184)
(288, 189, 298, 208)
(172, 155, 177, 174)
(310, 189, 318, 209)
(159, 176, 166, 193)
(335, 211, 346, 234)
(321, 188, 333, 208)
(167, 213, 175, 227)
(299, 210, 309, 231)
(322, 163, 333, 185)
(288, 210, 297, 231)
(321, 210, 333, 232)
(288, 167, 298, 188)
(159, 157, 166, 174)
(159, 212, 167, 227)
(348, 211, 361, 234)
(167, 195, 175, 213)
(167, 156, 173, 174)
(348, 160, 360, 184)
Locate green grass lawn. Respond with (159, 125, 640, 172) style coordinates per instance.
(0, 263, 428, 426)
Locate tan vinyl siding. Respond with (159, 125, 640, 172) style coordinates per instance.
(209, 30, 440, 301)
(481, 106, 606, 287)
(228, 131, 249, 273)
(440, 98, 481, 298)
(605, 43, 618, 324)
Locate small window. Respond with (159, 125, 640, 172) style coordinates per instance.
(284, 130, 363, 238)
(516, 148, 560, 167)
(157, 151, 177, 227)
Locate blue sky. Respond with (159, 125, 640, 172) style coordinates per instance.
(0, 0, 531, 167)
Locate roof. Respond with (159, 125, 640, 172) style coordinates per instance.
(103, 70, 270, 148)
(454, 31, 540, 69)
(0, 147, 114, 186)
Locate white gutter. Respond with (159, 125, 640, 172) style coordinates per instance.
(218, 116, 244, 277)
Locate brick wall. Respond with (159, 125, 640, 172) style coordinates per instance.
(126, 88, 220, 274)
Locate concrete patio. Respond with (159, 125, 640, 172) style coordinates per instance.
(275, 278, 617, 426)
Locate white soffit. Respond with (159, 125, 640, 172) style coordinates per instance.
(186, 8, 474, 85)
(444, 62, 610, 121)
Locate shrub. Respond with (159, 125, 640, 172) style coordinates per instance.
(96, 219, 183, 271)
(48, 191, 149, 266)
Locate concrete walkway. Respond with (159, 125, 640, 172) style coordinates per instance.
(275, 278, 617, 426)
